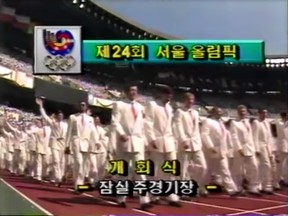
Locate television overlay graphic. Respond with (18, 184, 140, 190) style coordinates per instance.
(34, 26, 82, 74)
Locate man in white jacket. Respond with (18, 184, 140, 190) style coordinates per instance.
(26, 122, 38, 178)
(35, 119, 51, 181)
(145, 86, 181, 207)
(65, 101, 95, 193)
(275, 112, 288, 187)
(1, 127, 14, 173)
(4, 118, 27, 176)
(201, 107, 239, 196)
(224, 119, 235, 169)
(36, 98, 68, 186)
(174, 93, 208, 198)
(230, 105, 261, 196)
(111, 84, 152, 210)
(252, 109, 274, 194)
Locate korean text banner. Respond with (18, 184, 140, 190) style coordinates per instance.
(82, 40, 264, 64)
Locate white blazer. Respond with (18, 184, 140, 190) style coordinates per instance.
(40, 108, 68, 150)
(230, 119, 257, 156)
(26, 129, 37, 152)
(174, 107, 202, 152)
(65, 113, 94, 153)
(111, 100, 146, 153)
(90, 125, 108, 153)
(18, 131, 27, 151)
(145, 100, 176, 153)
(276, 120, 288, 153)
(35, 126, 51, 154)
(201, 118, 228, 158)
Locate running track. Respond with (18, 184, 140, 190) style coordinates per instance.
(1, 172, 287, 216)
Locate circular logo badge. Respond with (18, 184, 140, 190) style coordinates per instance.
(43, 30, 75, 56)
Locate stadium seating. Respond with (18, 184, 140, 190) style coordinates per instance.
(0, 50, 154, 103)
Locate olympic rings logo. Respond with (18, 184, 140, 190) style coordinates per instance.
(43, 55, 76, 72)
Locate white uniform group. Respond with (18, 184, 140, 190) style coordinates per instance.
(0, 89, 287, 211)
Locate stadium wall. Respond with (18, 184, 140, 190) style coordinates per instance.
(34, 78, 88, 105)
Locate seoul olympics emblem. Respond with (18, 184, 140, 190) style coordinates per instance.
(42, 29, 76, 71)
(43, 29, 75, 56)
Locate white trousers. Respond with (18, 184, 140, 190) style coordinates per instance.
(89, 151, 107, 184)
(63, 154, 73, 180)
(231, 153, 259, 192)
(177, 150, 208, 187)
(149, 151, 179, 202)
(116, 151, 150, 205)
(205, 153, 237, 193)
(36, 153, 49, 180)
(28, 151, 37, 177)
(51, 148, 65, 183)
(84, 156, 90, 178)
(278, 152, 288, 183)
(13, 149, 26, 175)
(72, 151, 89, 189)
(257, 147, 273, 191)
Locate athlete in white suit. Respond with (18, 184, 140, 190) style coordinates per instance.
(84, 109, 93, 180)
(145, 86, 181, 207)
(230, 105, 261, 195)
(65, 102, 95, 193)
(201, 107, 239, 196)
(35, 119, 51, 181)
(111, 85, 152, 210)
(36, 98, 68, 186)
(26, 123, 38, 177)
(4, 117, 27, 176)
(252, 109, 274, 194)
(1, 127, 14, 173)
(173, 93, 208, 199)
(89, 116, 108, 184)
(224, 120, 236, 170)
(275, 112, 288, 187)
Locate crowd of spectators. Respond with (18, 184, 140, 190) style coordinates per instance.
(0, 50, 129, 100)
(0, 49, 155, 103)
(0, 50, 284, 117)
(0, 50, 33, 73)
(0, 105, 37, 124)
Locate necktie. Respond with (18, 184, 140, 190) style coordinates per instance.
(189, 110, 195, 129)
(81, 115, 85, 126)
(242, 120, 250, 132)
(219, 121, 226, 135)
(43, 128, 46, 137)
(131, 103, 137, 120)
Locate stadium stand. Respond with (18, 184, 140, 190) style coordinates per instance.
(0, 1, 288, 215)
(0, 0, 287, 117)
